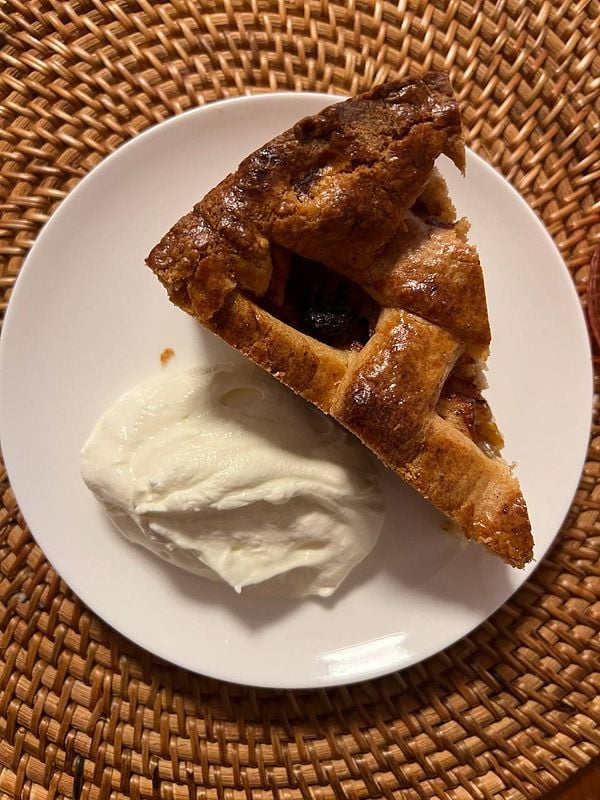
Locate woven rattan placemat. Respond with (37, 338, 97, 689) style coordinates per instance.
(1, 3, 599, 799)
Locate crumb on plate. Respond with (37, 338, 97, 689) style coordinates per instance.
(160, 347, 175, 366)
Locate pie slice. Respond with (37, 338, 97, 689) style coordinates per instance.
(146, 72, 533, 568)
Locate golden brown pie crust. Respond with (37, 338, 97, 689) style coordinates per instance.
(146, 72, 533, 568)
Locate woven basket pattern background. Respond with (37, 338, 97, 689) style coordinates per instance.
(0, 2, 599, 799)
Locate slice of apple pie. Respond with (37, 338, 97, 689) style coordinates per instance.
(146, 72, 533, 567)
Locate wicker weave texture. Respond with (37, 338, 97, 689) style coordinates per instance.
(0, 2, 599, 799)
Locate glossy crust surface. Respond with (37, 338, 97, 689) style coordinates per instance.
(147, 72, 533, 568)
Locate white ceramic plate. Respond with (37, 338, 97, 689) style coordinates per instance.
(0, 93, 593, 689)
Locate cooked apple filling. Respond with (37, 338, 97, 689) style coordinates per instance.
(258, 248, 381, 351)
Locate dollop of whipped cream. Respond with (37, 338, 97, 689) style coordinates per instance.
(80, 362, 384, 597)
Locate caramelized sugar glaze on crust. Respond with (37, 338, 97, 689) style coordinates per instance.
(147, 72, 533, 568)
